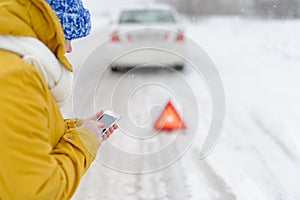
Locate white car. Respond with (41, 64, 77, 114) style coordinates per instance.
(107, 5, 185, 71)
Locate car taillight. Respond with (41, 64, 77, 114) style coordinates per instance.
(176, 31, 184, 41)
(163, 33, 169, 41)
(110, 32, 119, 42)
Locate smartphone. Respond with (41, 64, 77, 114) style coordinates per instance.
(96, 110, 121, 134)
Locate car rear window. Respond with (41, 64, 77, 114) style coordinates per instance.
(119, 10, 176, 24)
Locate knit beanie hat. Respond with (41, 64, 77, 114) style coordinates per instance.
(45, 0, 91, 40)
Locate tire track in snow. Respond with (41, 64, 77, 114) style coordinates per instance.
(196, 159, 237, 200)
(184, 146, 237, 200)
(251, 114, 296, 160)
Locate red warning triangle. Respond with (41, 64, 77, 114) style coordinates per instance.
(154, 101, 186, 130)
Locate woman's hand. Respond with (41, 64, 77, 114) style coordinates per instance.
(80, 110, 118, 145)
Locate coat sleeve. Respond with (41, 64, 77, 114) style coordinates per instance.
(0, 63, 98, 200)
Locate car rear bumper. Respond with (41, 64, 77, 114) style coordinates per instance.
(107, 43, 185, 68)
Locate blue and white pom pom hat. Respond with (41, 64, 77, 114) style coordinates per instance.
(45, 0, 91, 40)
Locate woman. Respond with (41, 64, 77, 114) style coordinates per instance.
(0, 0, 116, 199)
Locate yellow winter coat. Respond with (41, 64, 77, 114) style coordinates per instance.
(0, 0, 98, 199)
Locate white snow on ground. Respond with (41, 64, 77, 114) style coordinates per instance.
(63, 10, 300, 200)
(186, 17, 300, 200)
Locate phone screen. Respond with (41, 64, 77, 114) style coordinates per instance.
(97, 114, 117, 133)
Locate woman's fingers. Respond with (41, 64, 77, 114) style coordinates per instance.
(95, 110, 104, 120)
(102, 134, 108, 141)
(102, 125, 117, 140)
(88, 110, 104, 121)
(113, 124, 118, 129)
(97, 122, 105, 128)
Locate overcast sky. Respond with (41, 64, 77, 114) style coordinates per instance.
(83, 0, 154, 16)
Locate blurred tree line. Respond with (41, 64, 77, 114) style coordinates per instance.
(159, 0, 300, 19)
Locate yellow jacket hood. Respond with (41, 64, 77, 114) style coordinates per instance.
(0, 0, 72, 71)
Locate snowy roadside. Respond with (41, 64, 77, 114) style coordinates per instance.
(185, 16, 300, 200)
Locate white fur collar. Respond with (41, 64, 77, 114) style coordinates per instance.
(0, 35, 73, 108)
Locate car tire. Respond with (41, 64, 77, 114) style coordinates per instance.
(174, 64, 184, 70)
(111, 66, 120, 72)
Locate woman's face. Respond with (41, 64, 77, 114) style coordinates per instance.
(65, 40, 72, 53)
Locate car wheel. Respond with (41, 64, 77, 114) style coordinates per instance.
(111, 66, 120, 72)
(174, 64, 184, 70)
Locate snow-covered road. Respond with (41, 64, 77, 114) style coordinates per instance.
(61, 16, 300, 200)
